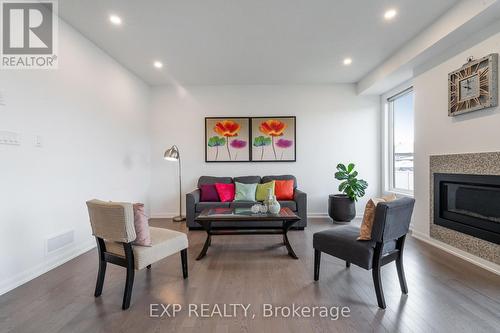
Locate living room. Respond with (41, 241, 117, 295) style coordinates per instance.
(1, 1, 499, 332)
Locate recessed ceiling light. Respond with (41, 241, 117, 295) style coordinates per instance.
(153, 61, 163, 69)
(384, 9, 397, 20)
(343, 58, 352, 66)
(109, 14, 122, 25)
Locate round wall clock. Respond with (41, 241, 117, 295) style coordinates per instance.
(448, 53, 498, 116)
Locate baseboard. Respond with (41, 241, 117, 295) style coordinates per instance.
(0, 239, 96, 296)
(410, 228, 500, 276)
(151, 212, 177, 219)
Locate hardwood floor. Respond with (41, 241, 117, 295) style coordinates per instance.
(1, 218, 499, 333)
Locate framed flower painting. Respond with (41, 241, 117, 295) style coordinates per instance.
(250, 116, 296, 162)
(205, 117, 251, 162)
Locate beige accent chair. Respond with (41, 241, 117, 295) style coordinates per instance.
(86, 199, 189, 310)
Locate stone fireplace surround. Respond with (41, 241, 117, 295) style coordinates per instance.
(430, 152, 500, 265)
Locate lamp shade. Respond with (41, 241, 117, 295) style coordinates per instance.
(164, 145, 180, 161)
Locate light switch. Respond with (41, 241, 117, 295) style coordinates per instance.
(0, 131, 21, 145)
(35, 135, 42, 147)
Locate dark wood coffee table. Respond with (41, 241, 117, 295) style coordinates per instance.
(194, 207, 301, 260)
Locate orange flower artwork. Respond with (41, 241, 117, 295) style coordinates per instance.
(259, 119, 288, 160)
(214, 120, 241, 160)
(259, 119, 287, 137)
(214, 120, 240, 137)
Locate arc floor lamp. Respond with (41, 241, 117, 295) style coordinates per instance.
(164, 145, 185, 222)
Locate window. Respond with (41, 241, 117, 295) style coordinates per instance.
(387, 88, 414, 194)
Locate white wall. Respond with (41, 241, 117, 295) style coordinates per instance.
(149, 85, 380, 217)
(0, 21, 151, 294)
(413, 32, 500, 252)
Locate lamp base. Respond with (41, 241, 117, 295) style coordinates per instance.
(172, 215, 186, 222)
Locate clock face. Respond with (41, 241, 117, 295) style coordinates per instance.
(459, 74, 479, 101)
(448, 54, 498, 116)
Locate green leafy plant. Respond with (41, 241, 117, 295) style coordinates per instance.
(334, 163, 368, 201)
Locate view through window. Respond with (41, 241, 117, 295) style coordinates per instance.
(389, 88, 414, 192)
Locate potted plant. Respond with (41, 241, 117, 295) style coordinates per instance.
(329, 163, 368, 222)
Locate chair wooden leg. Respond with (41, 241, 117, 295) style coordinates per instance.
(94, 260, 106, 297)
(396, 255, 408, 294)
(396, 237, 408, 294)
(346, 261, 351, 268)
(314, 249, 321, 281)
(94, 237, 107, 297)
(122, 243, 135, 310)
(372, 264, 386, 309)
(181, 249, 188, 279)
(122, 266, 134, 310)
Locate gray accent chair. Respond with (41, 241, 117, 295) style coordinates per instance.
(313, 197, 415, 309)
(186, 175, 307, 229)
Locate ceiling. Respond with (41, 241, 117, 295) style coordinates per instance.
(59, 0, 459, 86)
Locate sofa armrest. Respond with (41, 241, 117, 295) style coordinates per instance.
(186, 188, 201, 205)
(294, 188, 306, 203)
(186, 189, 200, 227)
(294, 189, 307, 226)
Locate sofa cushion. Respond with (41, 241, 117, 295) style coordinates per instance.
(230, 201, 258, 209)
(198, 176, 232, 188)
(256, 181, 275, 201)
(200, 184, 220, 202)
(274, 180, 294, 200)
(215, 183, 235, 202)
(278, 200, 297, 211)
(262, 175, 297, 188)
(234, 182, 257, 201)
(195, 202, 230, 213)
(233, 176, 261, 184)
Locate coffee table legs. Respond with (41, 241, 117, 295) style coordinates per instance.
(283, 220, 299, 259)
(195, 220, 299, 260)
(196, 222, 212, 260)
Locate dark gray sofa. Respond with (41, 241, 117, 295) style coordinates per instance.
(186, 175, 307, 229)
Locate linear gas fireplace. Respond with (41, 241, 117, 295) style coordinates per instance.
(434, 173, 500, 244)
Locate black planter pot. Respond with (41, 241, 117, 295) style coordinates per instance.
(328, 194, 356, 222)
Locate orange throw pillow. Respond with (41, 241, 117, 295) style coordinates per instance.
(274, 180, 294, 200)
(358, 194, 397, 241)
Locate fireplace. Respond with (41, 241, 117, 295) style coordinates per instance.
(434, 173, 500, 244)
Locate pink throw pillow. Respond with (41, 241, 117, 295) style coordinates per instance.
(214, 183, 235, 202)
(133, 203, 152, 246)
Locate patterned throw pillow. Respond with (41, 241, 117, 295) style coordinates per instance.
(256, 181, 275, 201)
(234, 182, 258, 201)
(358, 194, 397, 241)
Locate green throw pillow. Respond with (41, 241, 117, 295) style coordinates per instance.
(234, 182, 257, 201)
(256, 181, 275, 201)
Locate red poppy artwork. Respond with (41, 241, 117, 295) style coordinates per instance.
(205, 118, 250, 162)
(251, 117, 296, 162)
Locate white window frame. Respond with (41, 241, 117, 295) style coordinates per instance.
(381, 82, 414, 197)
